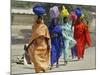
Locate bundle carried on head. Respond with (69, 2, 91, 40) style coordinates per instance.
(69, 7, 85, 21)
(50, 6, 60, 19)
(33, 4, 45, 16)
(69, 11, 77, 21)
(75, 8, 82, 17)
(60, 5, 69, 17)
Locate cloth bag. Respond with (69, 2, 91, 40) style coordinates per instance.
(60, 6, 69, 17)
(33, 4, 45, 16)
(50, 6, 60, 19)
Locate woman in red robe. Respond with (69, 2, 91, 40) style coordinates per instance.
(74, 17, 91, 60)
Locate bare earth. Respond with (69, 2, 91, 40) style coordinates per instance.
(11, 25, 96, 75)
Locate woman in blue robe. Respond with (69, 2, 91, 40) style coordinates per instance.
(49, 18, 64, 69)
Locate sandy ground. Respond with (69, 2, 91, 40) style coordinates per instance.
(11, 25, 96, 75)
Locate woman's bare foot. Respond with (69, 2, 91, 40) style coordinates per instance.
(42, 69, 46, 72)
(56, 63, 59, 68)
(49, 65, 53, 70)
(64, 61, 68, 65)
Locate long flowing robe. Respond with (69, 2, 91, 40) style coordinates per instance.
(74, 22, 91, 60)
(61, 23, 76, 61)
(28, 22, 51, 72)
(71, 26, 77, 58)
(49, 21, 64, 65)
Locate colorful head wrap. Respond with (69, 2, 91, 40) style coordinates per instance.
(75, 8, 82, 17)
(50, 6, 60, 19)
(60, 5, 69, 17)
(69, 11, 77, 21)
(33, 4, 45, 16)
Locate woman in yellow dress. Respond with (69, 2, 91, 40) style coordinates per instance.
(28, 16, 51, 73)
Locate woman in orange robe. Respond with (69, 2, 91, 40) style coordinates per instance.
(28, 16, 51, 73)
(74, 17, 91, 60)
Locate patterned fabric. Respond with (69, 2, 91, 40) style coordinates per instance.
(61, 23, 76, 61)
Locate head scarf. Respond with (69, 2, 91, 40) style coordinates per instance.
(75, 8, 82, 17)
(60, 5, 69, 17)
(50, 6, 60, 19)
(33, 4, 45, 16)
